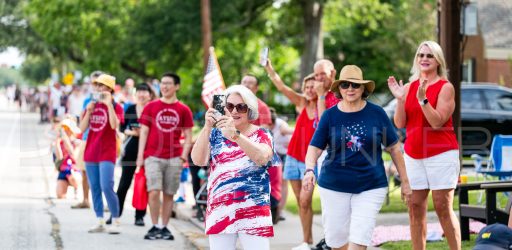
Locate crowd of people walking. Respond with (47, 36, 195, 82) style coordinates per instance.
(19, 40, 506, 250)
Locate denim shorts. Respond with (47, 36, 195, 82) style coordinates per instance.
(283, 155, 317, 180)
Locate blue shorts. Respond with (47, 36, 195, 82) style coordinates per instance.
(58, 169, 72, 181)
(283, 155, 317, 180)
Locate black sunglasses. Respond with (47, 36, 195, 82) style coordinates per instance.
(226, 102, 249, 113)
(417, 53, 434, 59)
(339, 82, 362, 89)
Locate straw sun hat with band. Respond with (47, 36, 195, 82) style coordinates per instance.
(93, 74, 116, 91)
(330, 65, 375, 99)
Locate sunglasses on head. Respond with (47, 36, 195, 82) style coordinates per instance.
(417, 53, 434, 59)
(226, 102, 249, 113)
(339, 82, 362, 89)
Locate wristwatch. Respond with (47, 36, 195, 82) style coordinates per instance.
(419, 98, 428, 106)
(231, 130, 241, 141)
(304, 168, 315, 176)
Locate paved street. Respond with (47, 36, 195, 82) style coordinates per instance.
(0, 96, 200, 250)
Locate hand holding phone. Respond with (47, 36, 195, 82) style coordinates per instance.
(260, 47, 269, 66)
(130, 123, 141, 130)
(212, 95, 225, 116)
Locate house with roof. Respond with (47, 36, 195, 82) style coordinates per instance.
(462, 0, 512, 87)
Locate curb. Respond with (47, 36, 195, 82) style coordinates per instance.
(173, 203, 209, 250)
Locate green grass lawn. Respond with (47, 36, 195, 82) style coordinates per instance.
(380, 234, 477, 250)
(285, 175, 507, 214)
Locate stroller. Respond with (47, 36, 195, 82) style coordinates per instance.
(195, 167, 208, 222)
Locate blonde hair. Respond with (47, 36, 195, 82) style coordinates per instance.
(409, 41, 448, 82)
(224, 85, 259, 121)
(301, 73, 316, 92)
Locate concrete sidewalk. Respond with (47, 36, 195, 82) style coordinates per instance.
(173, 182, 448, 250)
(173, 195, 439, 249)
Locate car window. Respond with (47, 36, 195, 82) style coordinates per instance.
(484, 90, 512, 111)
(461, 89, 484, 110)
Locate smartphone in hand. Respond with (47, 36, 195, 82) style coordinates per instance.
(130, 123, 141, 129)
(212, 94, 225, 116)
(260, 47, 269, 66)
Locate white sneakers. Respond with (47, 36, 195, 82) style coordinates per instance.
(88, 218, 121, 234)
(88, 221, 106, 233)
(291, 242, 312, 250)
(107, 219, 121, 234)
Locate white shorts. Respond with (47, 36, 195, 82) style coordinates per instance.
(318, 186, 387, 247)
(209, 233, 269, 250)
(404, 150, 460, 190)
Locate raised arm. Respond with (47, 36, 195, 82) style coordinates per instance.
(417, 81, 455, 129)
(216, 111, 272, 166)
(265, 59, 305, 108)
(191, 108, 216, 166)
(387, 76, 409, 128)
(79, 102, 95, 132)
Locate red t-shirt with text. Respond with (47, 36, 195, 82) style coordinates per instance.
(84, 103, 124, 163)
(251, 98, 272, 126)
(139, 100, 194, 159)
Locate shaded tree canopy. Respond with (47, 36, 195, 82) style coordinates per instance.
(1, 0, 435, 113)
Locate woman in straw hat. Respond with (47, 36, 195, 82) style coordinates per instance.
(304, 65, 412, 250)
(79, 73, 124, 234)
(387, 41, 461, 250)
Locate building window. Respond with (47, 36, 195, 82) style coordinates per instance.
(462, 58, 475, 83)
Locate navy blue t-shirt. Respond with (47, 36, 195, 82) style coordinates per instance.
(310, 101, 399, 194)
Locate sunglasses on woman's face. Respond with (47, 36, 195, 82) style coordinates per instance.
(339, 82, 362, 89)
(417, 53, 434, 59)
(226, 102, 249, 113)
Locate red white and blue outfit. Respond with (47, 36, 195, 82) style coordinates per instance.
(205, 128, 277, 237)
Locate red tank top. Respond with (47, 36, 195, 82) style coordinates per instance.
(404, 79, 459, 159)
(287, 108, 316, 162)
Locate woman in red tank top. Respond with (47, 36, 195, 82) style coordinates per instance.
(387, 41, 461, 250)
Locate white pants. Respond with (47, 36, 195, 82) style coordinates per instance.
(209, 233, 270, 250)
(318, 186, 387, 247)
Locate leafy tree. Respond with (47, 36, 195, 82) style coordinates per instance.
(20, 56, 51, 84)
(0, 67, 24, 87)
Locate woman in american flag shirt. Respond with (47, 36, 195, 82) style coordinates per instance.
(191, 85, 276, 250)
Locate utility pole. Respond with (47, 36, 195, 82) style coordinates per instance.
(201, 0, 212, 73)
(438, 0, 462, 144)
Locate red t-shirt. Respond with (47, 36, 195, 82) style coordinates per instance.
(404, 79, 459, 159)
(84, 103, 124, 163)
(268, 165, 282, 201)
(324, 91, 339, 109)
(252, 98, 272, 126)
(139, 99, 194, 159)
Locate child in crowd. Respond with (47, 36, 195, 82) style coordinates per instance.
(53, 117, 82, 199)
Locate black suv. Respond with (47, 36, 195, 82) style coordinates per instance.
(383, 83, 512, 156)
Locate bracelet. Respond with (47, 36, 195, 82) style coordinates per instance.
(304, 168, 315, 176)
(319, 95, 326, 100)
(179, 157, 187, 163)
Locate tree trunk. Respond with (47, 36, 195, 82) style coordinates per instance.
(300, 0, 324, 81)
(201, 0, 212, 74)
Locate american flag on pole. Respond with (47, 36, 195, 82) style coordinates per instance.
(202, 47, 226, 108)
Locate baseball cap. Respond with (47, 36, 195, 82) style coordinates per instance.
(473, 223, 512, 250)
